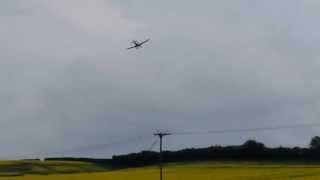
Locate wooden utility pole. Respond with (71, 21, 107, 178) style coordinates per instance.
(153, 131, 171, 180)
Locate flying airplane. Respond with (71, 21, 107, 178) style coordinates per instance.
(126, 39, 150, 50)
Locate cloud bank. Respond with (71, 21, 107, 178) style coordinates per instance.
(0, 0, 320, 158)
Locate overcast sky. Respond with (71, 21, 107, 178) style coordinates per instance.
(1, 0, 320, 159)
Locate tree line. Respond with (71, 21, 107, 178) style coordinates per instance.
(45, 136, 320, 168)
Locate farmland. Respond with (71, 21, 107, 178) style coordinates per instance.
(2, 161, 320, 179)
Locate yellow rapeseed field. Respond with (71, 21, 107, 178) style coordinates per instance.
(2, 161, 320, 179)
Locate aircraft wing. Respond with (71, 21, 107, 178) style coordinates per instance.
(126, 46, 137, 50)
(140, 39, 150, 45)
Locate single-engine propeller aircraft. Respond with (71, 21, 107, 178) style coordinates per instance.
(127, 39, 150, 50)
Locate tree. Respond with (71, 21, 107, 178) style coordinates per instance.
(310, 136, 320, 149)
(242, 140, 265, 151)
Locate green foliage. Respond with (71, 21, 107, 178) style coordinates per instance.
(242, 140, 265, 150)
(310, 136, 320, 149)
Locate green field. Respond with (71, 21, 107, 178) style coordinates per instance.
(2, 161, 320, 179)
(0, 160, 106, 177)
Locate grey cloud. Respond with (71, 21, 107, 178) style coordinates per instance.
(0, 0, 320, 158)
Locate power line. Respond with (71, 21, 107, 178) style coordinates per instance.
(172, 123, 320, 135)
(147, 138, 159, 151)
(7, 123, 320, 160)
(9, 134, 153, 160)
